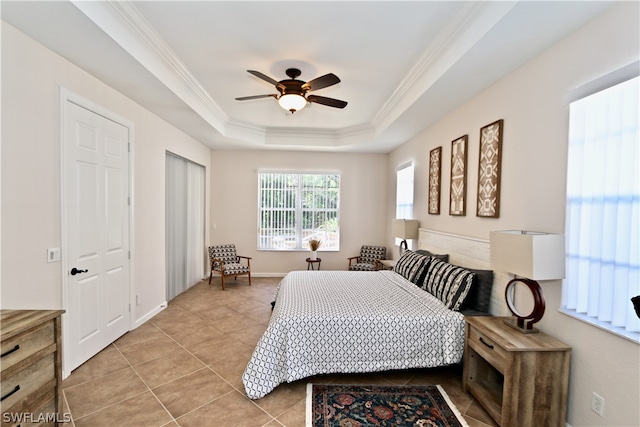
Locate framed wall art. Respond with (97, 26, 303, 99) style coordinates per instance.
(428, 146, 442, 215)
(449, 135, 468, 216)
(476, 119, 504, 218)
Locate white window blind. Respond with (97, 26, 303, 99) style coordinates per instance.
(396, 163, 415, 219)
(562, 76, 640, 341)
(395, 163, 415, 248)
(258, 172, 340, 250)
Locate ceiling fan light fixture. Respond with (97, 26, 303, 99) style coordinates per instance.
(278, 94, 307, 113)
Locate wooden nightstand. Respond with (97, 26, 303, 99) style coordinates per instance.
(462, 316, 571, 427)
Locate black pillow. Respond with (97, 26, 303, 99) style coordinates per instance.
(415, 249, 449, 263)
(459, 268, 494, 314)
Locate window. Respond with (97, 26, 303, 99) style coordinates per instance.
(396, 162, 415, 219)
(258, 171, 340, 251)
(395, 163, 415, 248)
(562, 75, 639, 342)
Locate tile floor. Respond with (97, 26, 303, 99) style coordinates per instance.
(61, 276, 498, 427)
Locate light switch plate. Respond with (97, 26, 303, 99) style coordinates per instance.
(47, 248, 61, 263)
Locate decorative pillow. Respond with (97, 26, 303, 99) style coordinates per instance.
(393, 250, 430, 283)
(415, 249, 449, 263)
(459, 268, 494, 314)
(423, 258, 475, 311)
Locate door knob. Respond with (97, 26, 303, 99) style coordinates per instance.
(70, 268, 88, 276)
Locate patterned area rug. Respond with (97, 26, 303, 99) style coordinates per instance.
(306, 384, 469, 427)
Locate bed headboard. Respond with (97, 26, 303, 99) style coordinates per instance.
(418, 228, 508, 316)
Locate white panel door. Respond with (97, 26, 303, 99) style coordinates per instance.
(63, 100, 130, 373)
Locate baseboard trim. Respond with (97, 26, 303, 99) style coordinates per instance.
(252, 273, 287, 278)
(134, 301, 167, 329)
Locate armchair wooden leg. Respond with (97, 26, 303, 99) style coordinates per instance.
(221, 275, 225, 291)
(248, 272, 252, 286)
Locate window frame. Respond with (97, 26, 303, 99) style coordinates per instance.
(560, 67, 640, 344)
(395, 162, 415, 249)
(257, 170, 341, 251)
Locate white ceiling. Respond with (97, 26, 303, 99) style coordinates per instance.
(1, 1, 615, 153)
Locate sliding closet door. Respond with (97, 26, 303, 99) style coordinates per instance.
(166, 153, 205, 300)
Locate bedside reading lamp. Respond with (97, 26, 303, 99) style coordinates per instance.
(490, 230, 565, 333)
(392, 219, 419, 256)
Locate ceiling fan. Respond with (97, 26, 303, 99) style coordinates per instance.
(235, 68, 348, 113)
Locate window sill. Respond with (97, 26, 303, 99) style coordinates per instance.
(559, 308, 640, 344)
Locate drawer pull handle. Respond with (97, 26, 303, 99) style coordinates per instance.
(1, 344, 20, 358)
(1, 385, 20, 401)
(479, 337, 494, 349)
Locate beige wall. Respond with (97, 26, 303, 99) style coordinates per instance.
(210, 150, 388, 273)
(1, 22, 211, 325)
(388, 4, 639, 427)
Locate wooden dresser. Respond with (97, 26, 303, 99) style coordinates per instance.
(462, 316, 571, 427)
(1, 310, 65, 427)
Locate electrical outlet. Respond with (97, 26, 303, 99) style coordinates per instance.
(591, 392, 605, 416)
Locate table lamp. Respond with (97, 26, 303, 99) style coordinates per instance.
(392, 219, 419, 256)
(490, 230, 565, 333)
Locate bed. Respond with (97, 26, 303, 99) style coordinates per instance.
(242, 246, 494, 400)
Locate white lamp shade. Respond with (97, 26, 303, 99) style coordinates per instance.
(490, 230, 565, 280)
(278, 94, 307, 112)
(392, 219, 419, 239)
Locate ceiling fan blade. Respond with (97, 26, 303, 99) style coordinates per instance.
(302, 73, 341, 92)
(235, 94, 278, 101)
(247, 70, 280, 86)
(307, 95, 347, 109)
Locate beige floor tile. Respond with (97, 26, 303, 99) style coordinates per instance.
(226, 323, 268, 347)
(118, 334, 183, 366)
(168, 323, 227, 349)
(153, 367, 234, 418)
(176, 390, 273, 427)
(190, 305, 243, 322)
(253, 379, 306, 418)
(133, 348, 205, 388)
(275, 398, 307, 427)
(191, 335, 254, 366)
(62, 345, 129, 389)
(151, 304, 204, 325)
(209, 354, 253, 392)
(213, 314, 263, 334)
(74, 391, 172, 427)
(152, 318, 206, 337)
(113, 321, 166, 349)
(64, 367, 148, 419)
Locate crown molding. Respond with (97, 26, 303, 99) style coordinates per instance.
(372, 1, 517, 132)
(71, 0, 515, 149)
(71, 1, 228, 129)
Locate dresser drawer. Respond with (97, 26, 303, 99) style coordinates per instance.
(1, 353, 55, 411)
(2, 388, 57, 427)
(468, 326, 507, 371)
(1, 321, 54, 372)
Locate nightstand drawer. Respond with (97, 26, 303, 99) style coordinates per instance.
(468, 326, 506, 371)
(1, 321, 54, 372)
